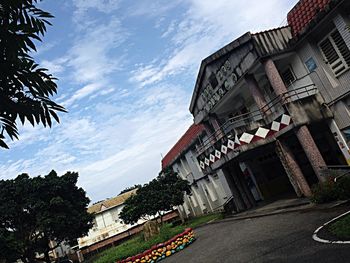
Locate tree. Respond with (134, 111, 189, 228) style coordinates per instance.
(120, 169, 190, 225)
(119, 184, 141, 195)
(0, 170, 94, 263)
(0, 0, 66, 149)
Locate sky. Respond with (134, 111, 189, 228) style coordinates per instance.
(0, 0, 299, 203)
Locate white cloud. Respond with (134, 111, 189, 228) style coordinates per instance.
(72, 0, 121, 24)
(1, 84, 192, 201)
(67, 18, 126, 84)
(126, 0, 184, 18)
(131, 0, 298, 87)
(63, 83, 103, 107)
(0, 0, 300, 202)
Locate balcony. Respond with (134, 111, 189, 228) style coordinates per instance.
(196, 84, 318, 160)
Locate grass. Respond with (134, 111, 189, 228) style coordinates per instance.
(90, 213, 223, 263)
(329, 214, 350, 240)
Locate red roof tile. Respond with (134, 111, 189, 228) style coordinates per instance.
(162, 124, 205, 169)
(287, 0, 331, 37)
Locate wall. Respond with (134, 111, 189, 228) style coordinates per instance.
(78, 205, 146, 248)
(296, 11, 350, 130)
(172, 145, 232, 219)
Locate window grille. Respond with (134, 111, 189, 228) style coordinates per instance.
(319, 29, 350, 77)
(281, 67, 296, 86)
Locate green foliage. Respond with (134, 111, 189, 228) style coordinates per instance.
(311, 176, 350, 203)
(0, 0, 66, 149)
(330, 214, 350, 239)
(119, 184, 141, 195)
(0, 170, 93, 262)
(91, 213, 222, 263)
(120, 169, 190, 224)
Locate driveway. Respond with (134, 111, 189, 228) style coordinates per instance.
(165, 206, 350, 263)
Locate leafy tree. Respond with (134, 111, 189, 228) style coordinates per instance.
(119, 184, 141, 195)
(120, 169, 190, 225)
(0, 170, 94, 263)
(0, 0, 66, 149)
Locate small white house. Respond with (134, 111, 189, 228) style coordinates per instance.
(78, 189, 145, 249)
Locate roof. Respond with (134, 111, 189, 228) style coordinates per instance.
(87, 189, 137, 214)
(162, 124, 205, 169)
(287, 0, 337, 37)
(252, 26, 292, 57)
(189, 32, 252, 113)
(190, 27, 293, 114)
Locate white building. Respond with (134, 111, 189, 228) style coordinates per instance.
(161, 124, 234, 219)
(78, 189, 143, 249)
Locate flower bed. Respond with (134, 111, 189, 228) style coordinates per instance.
(116, 228, 195, 263)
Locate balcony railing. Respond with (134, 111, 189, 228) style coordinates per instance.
(196, 84, 318, 156)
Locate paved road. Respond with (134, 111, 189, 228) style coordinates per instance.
(165, 206, 350, 263)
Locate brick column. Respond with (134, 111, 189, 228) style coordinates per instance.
(245, 74, 271, 114)
(263, 58, 288, 96)
(276, 140, 312, 197)
(295, 126, 327, 182)
(264, 58, 327, 183)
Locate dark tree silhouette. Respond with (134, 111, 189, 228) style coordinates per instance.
(0, 0, 66, 149)
(0, 171, 94, 263)
(120, 169, 190, 224)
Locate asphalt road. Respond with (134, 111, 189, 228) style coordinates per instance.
(165, 206, 350, 263)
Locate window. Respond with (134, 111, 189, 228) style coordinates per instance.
(319, 29, 350, 77)
(281, 67, 296, 86)
(342, 128, 350, 146)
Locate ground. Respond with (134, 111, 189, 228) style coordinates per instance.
(164, 205, 350, 263)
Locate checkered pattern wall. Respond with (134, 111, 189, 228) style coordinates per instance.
(199, 114, 292, 170)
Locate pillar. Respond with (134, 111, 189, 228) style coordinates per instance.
(275, 140, 312, 197)
(209, 116, 224, 139)
(239, 161, 263, 201)
(263, 58, 288, 96)
(296, 126, 327, 182)
(222, 168, 246, 212)
(245, 74, 271, 114)
(264, 58, 327, 183)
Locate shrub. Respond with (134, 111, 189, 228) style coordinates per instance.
(311, 175, 350, 203)
(336, 176, 350, 200)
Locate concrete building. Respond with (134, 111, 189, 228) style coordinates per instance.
(161, 124, 235, 219)
(287, 0, 350, 165)
(188, 0, 349, 212)
(78, 190, 139, 249)
(77, 189, 179, 257)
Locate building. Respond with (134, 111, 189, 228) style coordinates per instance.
(287, 0, 350, 165)
(78, 189, 139, 250)
(77, 189, 178, 257)
(187, 0, 350, 212)
(161, 124, 236, 219)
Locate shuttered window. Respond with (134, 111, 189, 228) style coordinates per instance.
(319, 29, 350, 77)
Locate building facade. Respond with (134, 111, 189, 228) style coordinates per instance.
(188, 0, 350, 212)
(78, 190, 140, 249)
(161, 124, 234, 219)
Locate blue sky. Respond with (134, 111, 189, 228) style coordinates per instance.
(0, 0, 298, 202)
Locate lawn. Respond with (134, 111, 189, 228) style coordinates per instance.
(329, 214, 350, 240)
(90, 213, 223, 263)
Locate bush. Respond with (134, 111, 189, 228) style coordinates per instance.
(311, 176, 350, 203)
(336, 176, 350, 200)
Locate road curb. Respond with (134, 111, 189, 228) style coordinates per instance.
(312, 210, 350, 244)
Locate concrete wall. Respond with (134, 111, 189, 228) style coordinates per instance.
(172, 146, 232, 219)
(296, 11, 350, 131)
(78, 205, 146, 248)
